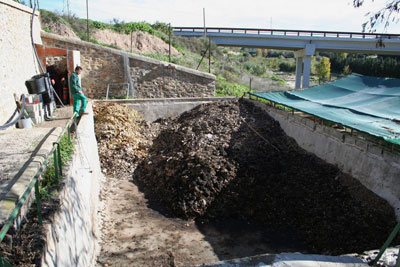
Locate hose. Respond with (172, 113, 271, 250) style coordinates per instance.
(30, 0, 65, 108)
(0, 95, 27, 130)
(30, 0, 45, 73)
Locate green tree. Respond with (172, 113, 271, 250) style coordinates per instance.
(343, 65, 352, 75)
(316, 57, 331, 83)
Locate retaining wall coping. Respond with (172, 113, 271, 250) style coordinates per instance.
(95, 97, 235, 105)
(0, 127, 62, 226)
(246, 98, 400, 161)
(0, 0, 39, 15)
(41, 32, 216, 81)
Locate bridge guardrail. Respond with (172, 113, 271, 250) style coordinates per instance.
(173, 27, 400, 39)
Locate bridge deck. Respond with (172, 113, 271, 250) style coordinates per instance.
(173, 27, 400, 55)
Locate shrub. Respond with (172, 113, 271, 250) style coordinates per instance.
(279, 62, 296, 72)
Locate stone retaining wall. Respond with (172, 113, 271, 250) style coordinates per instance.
(41, 32, 215, 99)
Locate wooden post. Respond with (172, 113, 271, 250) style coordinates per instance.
(86, 0, 89, 41)
(208, 37, 211, 73)
(169, 23, 171, 63)
(130, 30, 133, 53)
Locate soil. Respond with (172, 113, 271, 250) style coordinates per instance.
(43, 21, 79, 39)
(94, 100, 399, 266)
(0, 191, 61, 266)
(133, 99, 398, 255)
(96, 173, 309, 267)
(92, 29, 180, 55)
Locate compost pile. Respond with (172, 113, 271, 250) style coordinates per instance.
(94, 102, 154, 176)
(134, 99, 398, 255)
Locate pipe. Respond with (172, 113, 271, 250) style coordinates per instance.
(0, 95, 27, 130)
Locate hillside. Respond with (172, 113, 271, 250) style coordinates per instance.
(39, 10, 302, 96)
(43, 10, 400, 96)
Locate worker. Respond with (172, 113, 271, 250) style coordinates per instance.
(69, 66, 87, 117)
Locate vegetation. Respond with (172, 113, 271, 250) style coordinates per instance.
(316, 57, 331, 83)
(215, 75, 252, 97)
(321, 52, 400, 78)
(39, 9, 400, 98)
(353, 0, 400, 31)
(40, 134, 74, 199)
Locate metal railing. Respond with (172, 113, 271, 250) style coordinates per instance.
(106, 83, 130, 100)
(0, 114, 78, 266)
(173, 27, 400, 39)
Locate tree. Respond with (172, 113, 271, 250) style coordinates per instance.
(316, 57, 331, 83)
(353, 0, 400, 31)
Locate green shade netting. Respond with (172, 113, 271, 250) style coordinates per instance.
(249, 74, 400, 145)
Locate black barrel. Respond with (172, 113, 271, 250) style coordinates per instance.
(42, 73, 55, 104)
(25, 75, 47, 94)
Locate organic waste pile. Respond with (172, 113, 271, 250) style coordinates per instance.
(94, 102, 155, 176)
(133, 99, 398, 255)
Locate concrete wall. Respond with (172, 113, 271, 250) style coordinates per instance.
(246, 99, 400, 218)
(101, 97, 234, 122)
(41, 32, 216, 99)
(42, 102, 101, 267)
(0, 0, 42, 124)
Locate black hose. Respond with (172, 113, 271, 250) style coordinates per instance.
(5, 108, 18, 124)
(0, 95, 27, 130)
(30, 0, 65, 107)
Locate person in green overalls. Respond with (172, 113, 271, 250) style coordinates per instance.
(69, 66, 87, 117)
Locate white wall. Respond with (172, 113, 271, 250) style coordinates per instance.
(0, 0, 42, 124)
(42, 103, 101, 267)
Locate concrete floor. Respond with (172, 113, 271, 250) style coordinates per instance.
(0, 106, 73, 201)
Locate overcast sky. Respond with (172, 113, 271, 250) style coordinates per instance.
(38, 0, 400, 33)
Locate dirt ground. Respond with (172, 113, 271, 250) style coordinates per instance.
(95, 100, 398, 266)
(96, 173, 309, 267)
(92, 29, 179, 55)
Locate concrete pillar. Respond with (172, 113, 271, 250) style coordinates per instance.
(295, 56, 303, 89)
(302, 55, 312, 88)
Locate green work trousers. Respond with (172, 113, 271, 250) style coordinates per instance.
(72, 93, 87, 115)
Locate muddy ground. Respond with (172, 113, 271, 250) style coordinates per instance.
(95, 100, 398, 266)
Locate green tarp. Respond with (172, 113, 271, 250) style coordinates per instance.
(249, 74, 400, 145)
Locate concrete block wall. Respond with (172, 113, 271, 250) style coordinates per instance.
(0, 0, 42, 125)
(247, 99, 400, 218)
(41, 32, 216, 99)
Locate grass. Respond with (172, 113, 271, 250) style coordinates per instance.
(39, 9, 308, 97)
(270, 75, 286, 85)
(215, 75, 253, 97)
(40, 134, 75, 199)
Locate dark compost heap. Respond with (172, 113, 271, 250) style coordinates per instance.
(134, 99, 398, 255)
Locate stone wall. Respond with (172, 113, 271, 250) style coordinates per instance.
(130, 60, 215, 98)
(41, 32, 215, 99)
(0, 0, 42, 125)
(46, 56, 67, 70)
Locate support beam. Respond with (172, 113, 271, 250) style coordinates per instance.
(295, 56, 303, 89)
(302, 55, 311, 88)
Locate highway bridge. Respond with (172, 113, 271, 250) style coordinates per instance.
(173, 27, 400, 88)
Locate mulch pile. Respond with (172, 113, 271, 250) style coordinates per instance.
(93, 102, 155, 176)
(133, 99, 398, 255)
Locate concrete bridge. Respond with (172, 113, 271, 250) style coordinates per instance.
(173, 27, 400, 88)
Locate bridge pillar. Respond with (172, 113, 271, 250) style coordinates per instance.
(295, 44, 316, 89)
(295, 56, 303, 89)
(302, 55, 312, 88)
